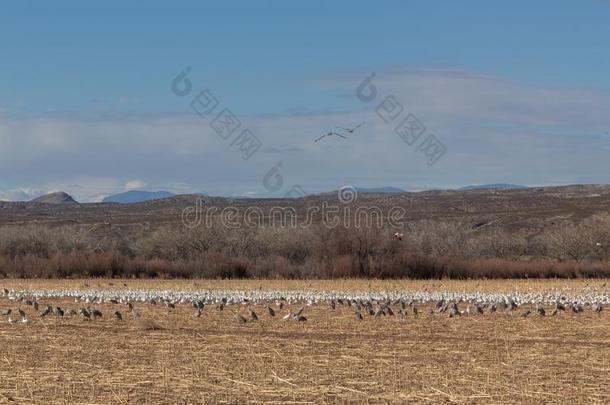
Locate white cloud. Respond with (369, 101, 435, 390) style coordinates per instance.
(0, 188, 43, 202)
(124, 179, 146, 191)
(1, 66, 609, 201)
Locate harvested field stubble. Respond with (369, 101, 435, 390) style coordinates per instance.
(0, 279, 609, 404)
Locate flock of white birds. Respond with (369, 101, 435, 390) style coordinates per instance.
(1, 285, 607, 325)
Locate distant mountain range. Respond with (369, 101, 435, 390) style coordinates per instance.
(457, 184, 528, 191)
(25, 184, 531, 206)
(102, 190, 209, 203)
(355, 186, 406, 193)
(102, 190, 176, 203)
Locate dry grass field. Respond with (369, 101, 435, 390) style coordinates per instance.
(1, 279, 609, 404)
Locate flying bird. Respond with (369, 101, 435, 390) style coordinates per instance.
(336, 122, 365, 134)
(314, 131, 346, 143)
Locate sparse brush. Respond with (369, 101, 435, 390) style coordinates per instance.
(3, 215, 610, 279)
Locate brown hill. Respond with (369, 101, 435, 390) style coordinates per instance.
(30, 191, 78, 205)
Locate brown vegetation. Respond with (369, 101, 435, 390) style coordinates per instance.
(1, 214, 610, 279)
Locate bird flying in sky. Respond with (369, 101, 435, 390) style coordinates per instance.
(336, 122, 365, 134)
(314, 131, 347, 143)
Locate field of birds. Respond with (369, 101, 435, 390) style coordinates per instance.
(1, 278, 609, 404)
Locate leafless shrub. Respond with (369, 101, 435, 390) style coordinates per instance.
(465, 230, 528, 259)
(0, 225, 93, 259)
(2, 215, 610, 279)
(533, 215, 610, 261)
(405, 221, 471, 258)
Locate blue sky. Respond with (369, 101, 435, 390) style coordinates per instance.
(1, 1, 610, 201)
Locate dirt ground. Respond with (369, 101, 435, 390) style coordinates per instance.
(0, 279, 609, 404)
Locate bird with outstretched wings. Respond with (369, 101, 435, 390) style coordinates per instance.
(336, 121, 365, 134)
(314, 131, 346, 142)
